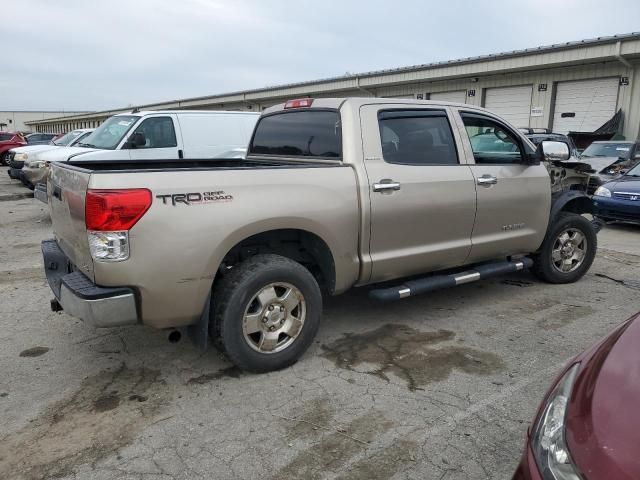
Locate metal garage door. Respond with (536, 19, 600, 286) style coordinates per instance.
(429, 90, 467, 104)
(484, 85, 533, 128)
(552, 78, 619, 134)
(382, 95, 415, 99)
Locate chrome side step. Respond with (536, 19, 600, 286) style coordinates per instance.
(369, 258, 533, 302)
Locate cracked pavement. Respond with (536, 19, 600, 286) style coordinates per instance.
(1, 169, 639, 479)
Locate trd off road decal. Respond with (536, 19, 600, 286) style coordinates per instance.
(156, 191, 233, 206)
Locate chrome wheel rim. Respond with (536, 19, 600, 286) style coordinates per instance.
(242, 282, 306, 354)
(551, 228, 587, 273)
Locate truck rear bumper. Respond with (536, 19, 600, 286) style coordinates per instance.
(42, 239, 139, 328)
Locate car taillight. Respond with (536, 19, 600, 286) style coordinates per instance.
(284, 98, 314, 109)
(85, 189, 151, 262)
(86, 189, 151, 231)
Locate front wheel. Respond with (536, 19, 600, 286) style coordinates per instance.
(532, 213, 597, 284)
(210, 254, 322, 372)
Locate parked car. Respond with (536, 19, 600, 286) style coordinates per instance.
(513, 311, 640, 480)
(593, 162, 640, 224)
(41, 98, 598, 372)
(0, 132, 27, 165)
(25, 132, 61, 146)
(580, 140, 640, 193)
(24, 110, 260, 196)
(7, 129, 94, 187)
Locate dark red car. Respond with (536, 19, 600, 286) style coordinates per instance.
(514, 312, 640, 479)
(0, 132, 27, 165)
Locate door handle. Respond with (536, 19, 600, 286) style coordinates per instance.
(477, 175, 498, 186)
(373, 180, 401, 192)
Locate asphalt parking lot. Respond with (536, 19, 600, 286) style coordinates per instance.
(1, 169, 639, 480)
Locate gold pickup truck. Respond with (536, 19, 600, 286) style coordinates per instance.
(42, 97, 598, 372)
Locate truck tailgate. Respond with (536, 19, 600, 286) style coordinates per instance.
(48, 163, 94, 280)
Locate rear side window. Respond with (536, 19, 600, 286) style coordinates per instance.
(0, 133, 14, 141)
(250, 110, 342, 158)
(378, 110, 458, 165)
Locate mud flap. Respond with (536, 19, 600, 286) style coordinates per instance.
(187, 292, 210, 351)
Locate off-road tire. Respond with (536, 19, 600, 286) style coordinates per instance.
(210, 254, 322, 372)
(532, 212, 597, 284)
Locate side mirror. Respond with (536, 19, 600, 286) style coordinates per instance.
(125, 131, 146, 149)
(541, 140, 570, 161)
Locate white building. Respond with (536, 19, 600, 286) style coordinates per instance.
(27, 32, 640, 140)
(1, 110, 90, 133)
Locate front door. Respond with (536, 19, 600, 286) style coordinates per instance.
(454, 111, 550, 262)
(127, 115, 182, 160)
(361, 105, 477, 283)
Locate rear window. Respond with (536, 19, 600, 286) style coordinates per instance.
(0, 133, 13, 141)
(249, 110, 342, 158)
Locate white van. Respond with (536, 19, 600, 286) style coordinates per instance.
(35, 110, 260, 164)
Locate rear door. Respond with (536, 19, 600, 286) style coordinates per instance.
(127, 114, 182, 160)
(453, 110, 550, 262)
(361, 104, 477, 283)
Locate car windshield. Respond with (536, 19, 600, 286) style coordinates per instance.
(78, 115, 138, 149)
(625, 163, 640, 177)
(581, 143, 632, 159)
(53, 130, 84, 146)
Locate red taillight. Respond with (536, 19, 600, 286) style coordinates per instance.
(284, 98, 314, 109)
(85, 189, 152, 231)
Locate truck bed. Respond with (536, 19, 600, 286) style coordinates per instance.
(47, 156, 361, 328)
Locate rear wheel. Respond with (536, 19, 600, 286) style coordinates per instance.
(0, 152, 8, 166)
(532, 213, 597, 283)
(210, 254, 322, 372)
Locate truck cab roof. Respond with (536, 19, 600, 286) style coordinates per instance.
(263, 97, 495, 116)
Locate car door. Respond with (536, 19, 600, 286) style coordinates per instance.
(126, 115, 182, 160)
(453, 110, 550, 262)
(360, 104, 477, 283)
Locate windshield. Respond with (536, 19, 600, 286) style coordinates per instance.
(581, 143, 632, 159)
(625, 163, 640, 177)
(53, 130, 84, 146)
(78, 115, 138, 149)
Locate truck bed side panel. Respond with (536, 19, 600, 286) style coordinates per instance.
(87, 165, 360, 328)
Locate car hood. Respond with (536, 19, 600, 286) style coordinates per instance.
(580, 156, 628, 173)
(566, 313, 640, 479)
(603, 176, 640, 194)
(10, 144, 57, 155)
(34, 146, 98, 162)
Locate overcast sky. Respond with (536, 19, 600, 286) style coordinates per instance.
(2, 0, 639, 111)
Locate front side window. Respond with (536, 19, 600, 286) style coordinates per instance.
(79, 115, 139, 149)
(462, 114, 523, 164)
(131, 117, 177, 149)
(378, 110, 458, 165)
(250, 110, 341, 158)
